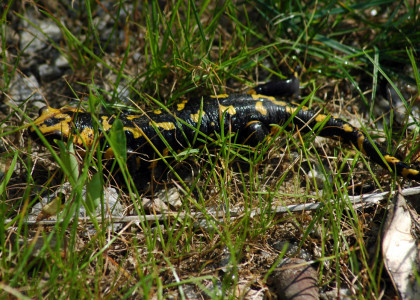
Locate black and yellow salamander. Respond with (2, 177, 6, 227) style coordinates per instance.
(29, 76, 420, 181)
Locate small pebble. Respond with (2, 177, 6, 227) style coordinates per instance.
(8, 73, 44, 107)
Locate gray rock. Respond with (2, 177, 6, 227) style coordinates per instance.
(272, 241, 313, 261)
(38, 63, 62, 82)
(54, 54, 70, 69)
(19, 10, 62, 53)
(8, 73, 44, 108)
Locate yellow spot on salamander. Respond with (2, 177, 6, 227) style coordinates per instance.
(101, 116, 113, 131)
(177, 100, 188, 111)
(315, 114, 327, 123)
(149, 121, 176, 130)
(356, 133, 366, 155)
(153, 110, 162, 115)
(104, 148, 114, 159)
(124, 127, 144, 139)
(74, 127, 95, 147)
(251, 94, 276, 101)
(384, 155, 401, 164)
(126, 115, 141, 120)
(401, 168, 420, 178)
(285, 106, 297, 114)
(255, 101, 267, 115)
(191, 110, 206, 123)
(269, 99, 288, 106)
(342, 124, 354, 133)
(210, 94, 229, 98)
(219, 104, 236, 115)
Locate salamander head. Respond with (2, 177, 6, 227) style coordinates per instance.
(30, 106, 79, 143)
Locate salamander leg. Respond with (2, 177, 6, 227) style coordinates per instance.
(241, 121, 270, 146)
(249, 67, 300, 98)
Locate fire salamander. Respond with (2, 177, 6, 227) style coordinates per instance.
(29, 76, 420, 181)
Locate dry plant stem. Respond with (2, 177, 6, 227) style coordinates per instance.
(7, 186, 420, 226)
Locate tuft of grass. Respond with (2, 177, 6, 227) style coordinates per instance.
(1, 0, 420, 298)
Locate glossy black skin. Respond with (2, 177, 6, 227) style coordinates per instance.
(253, 77, 300, 98)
